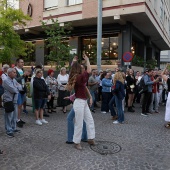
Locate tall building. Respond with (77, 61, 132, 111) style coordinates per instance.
(17, 0, 170, 68)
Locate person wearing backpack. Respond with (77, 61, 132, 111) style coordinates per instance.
(141, 69, 159, 116)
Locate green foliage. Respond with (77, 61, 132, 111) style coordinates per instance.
(24, 42, 35, 63)
(42, 18, 72, 71)
(0, 0, 31, 64)
(132, 55, 157, 69)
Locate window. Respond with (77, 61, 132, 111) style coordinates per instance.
(44, 0, 58, 9)
(67, 0, 82, 6)
(160, 0, 164, 21)
(82, 36, 118, 64)
(154, 0, 157, 11)
(7, 0, 19, 9)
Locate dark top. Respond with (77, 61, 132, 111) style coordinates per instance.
(74, 71, 89, 99)
(167, 78, 170, 91)
(126, 75, 136, 88)
(112, 80, 125, 100)
(33, 77, 50, 99)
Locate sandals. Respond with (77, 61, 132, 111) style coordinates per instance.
(164, 123, 170, 129)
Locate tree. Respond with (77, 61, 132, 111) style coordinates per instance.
(0, 0, 31, 64)
(42, 18, 72, 70)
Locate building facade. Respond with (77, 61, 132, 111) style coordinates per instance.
(17, 0, 170, 69)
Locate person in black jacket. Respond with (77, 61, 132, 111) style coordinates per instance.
(126, 69, 136, 112)
(33, 69, 50, 125)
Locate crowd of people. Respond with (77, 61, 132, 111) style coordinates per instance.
(0, 55, 170, 152)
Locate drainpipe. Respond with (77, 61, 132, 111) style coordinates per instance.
(97, 0, 103, 72)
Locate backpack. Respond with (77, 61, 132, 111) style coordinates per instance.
(0, 85, 4, 96)
(138, 76, 148, 94)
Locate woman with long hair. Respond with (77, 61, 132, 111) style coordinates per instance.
(67, 54, 95, 150)
(126, 69, 136, 112)
(112, 72, 125, 124)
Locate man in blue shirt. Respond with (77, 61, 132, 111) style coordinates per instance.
(141, 69, 159, 116)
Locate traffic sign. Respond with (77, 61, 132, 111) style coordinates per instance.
(124, 62, 131, 65)
(122, 52, 133, 62)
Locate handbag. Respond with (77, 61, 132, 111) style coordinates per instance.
(19, 85, 27, 94)
(4, 94, 15, 113)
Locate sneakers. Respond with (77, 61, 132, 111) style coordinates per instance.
(6, 133, 14, 138)
(17, 121, 23, 128)
(23, 109, 28, 114)
(141, 113, 148, 116)
(13, 129, 20, 133)
(112, 116, 118, 120)
(66, 141, 74, 144)
(40, 119, 48, 124)
(101, 111, 106, 114)
(20, 119, 26, 124)
(113, 120, 119, 124)
(35, 120, 42, 125)
(91, 109, 95, 113)
(75, 143, 82, 150)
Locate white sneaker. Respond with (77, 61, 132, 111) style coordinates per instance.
(40, 119, 48, 124)
(101, 111, 106, 114)
(35, 120, 42, 125)
(113, 120, 119, 124)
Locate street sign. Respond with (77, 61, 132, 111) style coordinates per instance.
(122, 52, 133, 62)
(124, 62, 131, 65)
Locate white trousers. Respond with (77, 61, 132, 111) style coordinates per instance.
(165, 92, 170, 122)
(73, 98, 95, 144)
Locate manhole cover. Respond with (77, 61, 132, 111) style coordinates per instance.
(90, 141, 121, 155)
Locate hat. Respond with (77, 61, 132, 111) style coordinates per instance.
(48, 69, 54, 75)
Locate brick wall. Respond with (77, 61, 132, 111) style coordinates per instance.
(19, 0, 43, 28)
(82, 0, 98, 19)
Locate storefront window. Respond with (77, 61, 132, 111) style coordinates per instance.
(82, 36, 118, 64)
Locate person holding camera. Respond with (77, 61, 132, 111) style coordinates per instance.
(141, 69, 159, 116)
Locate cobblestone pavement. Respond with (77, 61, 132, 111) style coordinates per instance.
(0, 103, 170, 170)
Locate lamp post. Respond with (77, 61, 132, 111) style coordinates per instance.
(97, 0, 102, 72)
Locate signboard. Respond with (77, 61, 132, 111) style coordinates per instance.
(122, 52, 133, 62)
(124, 62, 131, 65)
(70, 49, 77, 55)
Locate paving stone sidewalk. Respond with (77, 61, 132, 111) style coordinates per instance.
(0, 103, 170, 170)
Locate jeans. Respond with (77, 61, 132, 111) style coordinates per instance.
(73, 99, 95, 144)
(149, 92, 158, 112)
(4, 104, 17, 134)
(115, 96, 124, 123)
(109, 96, 117, 116)
(90, 90, 95, 110)
(142, 92, 152, 113)
(101, 92, 112, 112)
(67, 108, 87, 142)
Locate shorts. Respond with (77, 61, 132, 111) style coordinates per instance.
(34, 99, 46, 110)
(17, 93, 25, 105)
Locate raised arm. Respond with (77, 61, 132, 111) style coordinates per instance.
(83, 53, 91, 74)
